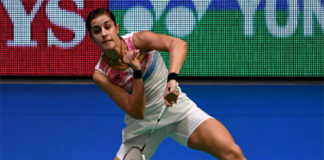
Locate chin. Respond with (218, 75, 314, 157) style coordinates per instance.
(101, 43, 114, 51)
(102, 46, 115, 53)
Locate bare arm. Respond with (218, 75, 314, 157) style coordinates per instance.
(132, 31, 187, 74)
(93, 70, 145, 119)
(132, 31, 186, 106)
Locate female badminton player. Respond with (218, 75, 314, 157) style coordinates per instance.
(86, 8, 246, 160)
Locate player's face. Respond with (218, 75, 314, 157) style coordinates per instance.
(90, 14, 120, 52)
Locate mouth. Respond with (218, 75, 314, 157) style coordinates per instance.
(102, 39, 112, 44)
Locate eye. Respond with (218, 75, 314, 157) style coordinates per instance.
(105, 25, 111, 30)
(92, 27, 101, 34)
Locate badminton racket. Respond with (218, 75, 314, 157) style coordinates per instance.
(123, 105, 169, 160)
(123, 84, 179, 160)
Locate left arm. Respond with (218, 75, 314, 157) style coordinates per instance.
(132, 31, 187, 74)
(132, 31, 187, 106)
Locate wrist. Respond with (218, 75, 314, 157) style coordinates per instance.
(167, 72, 178, 82)
(133, 70, 142, 79)
(127, 63, 141, 71)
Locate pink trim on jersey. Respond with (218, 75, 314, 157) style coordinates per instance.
(124, 35, 136, 51)
(122, 76, 133, 88)
(108, 68, 131, 85)
(99, 57, 108, 73)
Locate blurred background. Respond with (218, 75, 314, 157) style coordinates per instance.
(1, 0, 323, 159)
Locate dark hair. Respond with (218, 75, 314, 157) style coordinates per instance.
(86, 8, 117, 37)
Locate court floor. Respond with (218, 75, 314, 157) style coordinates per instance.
(1, 83, 323, 160)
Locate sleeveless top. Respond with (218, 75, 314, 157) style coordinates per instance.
(95, 32, 197, 142)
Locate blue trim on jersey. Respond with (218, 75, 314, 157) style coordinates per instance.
(143, 51, 158, 81)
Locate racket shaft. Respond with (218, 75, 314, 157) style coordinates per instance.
(158, 105, 168, 120)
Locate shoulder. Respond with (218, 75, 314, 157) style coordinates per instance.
(121, 31, 155, 51)
(121, 31, 155, 41)
(132, 31, 158, 51)
(93, 70, 109, 84)
(133, 31, 156, 41)
(93, 70, 104, 81)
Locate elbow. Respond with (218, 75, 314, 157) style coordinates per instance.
(178, 40, 187, 55)
(92, 72, 101, 84)
(176, 39, 188, 51)
(183, 41, 188, 53)
(128, 104, 145, 120)
(133, 114, 145, 120)
(179, 39, 187, 50)
(182, 40, 188, 49)
(131, 110, 145, 120)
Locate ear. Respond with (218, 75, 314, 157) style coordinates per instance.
(116, 24, 120, 35)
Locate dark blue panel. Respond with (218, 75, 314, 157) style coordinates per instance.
(2, 84, 323, 116)
(1, 84, 123, 115)
(208, 0, 241, 10)
(108, 0, 321, 11)
(1, 115, 124, 160)
(109, 0, 153, 10)
(1, 84, 323, 160)
(179, 85, 323, 116)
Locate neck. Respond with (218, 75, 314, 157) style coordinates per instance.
(103, 38, 127, 64)
(103, 38, 124, 61)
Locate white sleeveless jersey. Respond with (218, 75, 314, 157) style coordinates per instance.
(95, 32, 197, 142)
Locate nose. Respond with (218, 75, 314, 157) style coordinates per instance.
(101, 27, 108, 38)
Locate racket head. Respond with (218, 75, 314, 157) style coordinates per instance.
(123, 146, 145, 160)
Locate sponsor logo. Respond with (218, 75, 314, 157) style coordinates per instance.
(122, 0, 213, 37)
(0, 0, 106, 76)
(1, 0, 106, 48)
(121, 0, 323, 38)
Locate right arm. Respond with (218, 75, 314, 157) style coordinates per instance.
(93, 70, 146, 119)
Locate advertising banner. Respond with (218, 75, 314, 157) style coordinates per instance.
(1, 0, 323, 78)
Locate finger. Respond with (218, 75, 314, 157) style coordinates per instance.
(167, 91, 179, 98)
(164, 99, 173, 107)
(165, 94, 175, 104)
(128, 54, 134, 62)
(166, 96, 173, 104)
(132, 53, 136, 60)
(170, 98, 178, 104)
(134, 49, 140, 56)
(165, 92, 175, 99)
(165, 95, 178, 105)
(123, 53, 132, 63)
(166, 94, 177, 102)
(123, 56, 128, 63)
(129, 51, 136, 61)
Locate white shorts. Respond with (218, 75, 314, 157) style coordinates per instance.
(116, 106, 212, 160)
